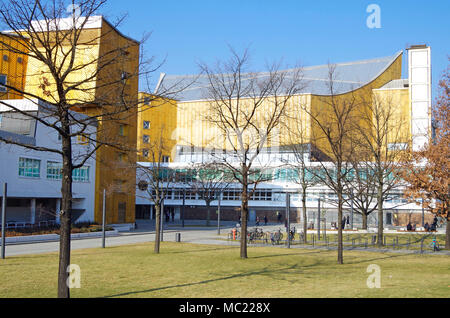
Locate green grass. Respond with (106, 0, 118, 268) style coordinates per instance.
(0, 242, 449, 298)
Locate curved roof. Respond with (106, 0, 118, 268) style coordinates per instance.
(155, 51, 403, 102)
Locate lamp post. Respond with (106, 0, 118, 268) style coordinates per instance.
(217, 191, 221, 235)
(1, 183, 7, 259)
(160, 199, 164, 242)
(350, 188, 354, 230)
(102, 189, 106, 248)
(421, 198, 425, 227)
(317, 196, 321, 240)
(182, 188, 186, 228)
(286, 192, 291, 249)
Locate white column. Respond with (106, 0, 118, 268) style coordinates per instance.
(30, 198, 36, 224)
(408, 45, 431, 151)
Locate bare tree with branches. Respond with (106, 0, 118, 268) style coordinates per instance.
(199, 47, 304, 258)
(0, 0, 168, 297)
(351, 91, 409, 246)
(186, 162, 232, 226)
(135, 126, 177, 254)
(284, 107, 319, 242)
(303, 64, 361, 265)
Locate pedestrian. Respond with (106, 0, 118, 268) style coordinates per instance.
(276, 211, 281, 224)
(341, 217, 346, 230)
(264, 215, 268, 226)
(346, 215, 350, 225)
(256, 216, 260, 226)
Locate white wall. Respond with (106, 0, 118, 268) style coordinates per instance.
(0, 101, 97, 224)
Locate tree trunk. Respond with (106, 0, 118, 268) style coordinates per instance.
(206, 201, 211, 227)
(240, 173, 248, 259)
(337, 190, 343, 264)
(362, 213, 368, 230)
(154, 203, 161, 254)
(377, 186, 384, 247)
(302, 188, 307, 243)
(446, 217, 450, 250)
(57, 133, 73, 298)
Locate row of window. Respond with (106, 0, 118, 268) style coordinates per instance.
(18, 157, 90, 182)
(148, 189, 274, 201)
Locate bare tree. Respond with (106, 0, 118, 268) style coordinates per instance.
(302, 64, 360, 265)
(284, 109, 319, 242)
(199, 47, 304, 258)
(136, 127, 176, 254)
(351, 91, 409, 246)
(187, 162, 232, 226)
(0, 0, 165, 297)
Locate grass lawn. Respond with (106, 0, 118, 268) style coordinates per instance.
(0, 242, 449, 298)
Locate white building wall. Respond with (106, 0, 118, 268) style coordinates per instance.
(0, 100, 97, 224)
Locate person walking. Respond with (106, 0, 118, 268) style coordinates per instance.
(276, 211, 281, 224)
(264, 215, 268, 226)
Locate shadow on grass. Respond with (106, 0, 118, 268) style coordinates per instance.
(103, 262, 321, 298)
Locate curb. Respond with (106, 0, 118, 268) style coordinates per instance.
(5, 230, 119, 244)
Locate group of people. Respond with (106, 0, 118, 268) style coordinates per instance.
(407, 216, 439, 232)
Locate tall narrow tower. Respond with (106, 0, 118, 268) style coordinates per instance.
(407, 45, 432, 151)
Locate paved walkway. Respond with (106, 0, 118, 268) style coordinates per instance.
(3, 220, 449, 257)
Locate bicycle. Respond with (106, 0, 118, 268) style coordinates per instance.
(270, 230, 283, 245)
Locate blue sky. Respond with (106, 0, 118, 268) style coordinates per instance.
(101, 0, 449, 97)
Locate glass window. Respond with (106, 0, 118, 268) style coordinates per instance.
(73, 166, 90, 182)
(19, 158, 41, 178)
(0, 74, 6, 92)
(143, 121, 150, 129)
(143, 135, 150, 144)
(47, 161, 63, 180)
(46, 161, 90, 182)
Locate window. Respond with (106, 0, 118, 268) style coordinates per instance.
(72, 166, 90, 182)
(119, 125, 127, 137)
(19, 158, 41, 178)
(121, 71, 130, 83)
(2, 55, 8, 62)
(77, 134, 89, 145)
(0, 74, 6, 93)
(143, 121, 150, 129)
(388, 143, 408, 151)
(46, 161, 90, 182)
(162, 156, 170, 163)
(144, 97, 151, 105)
(143, 135, 150, 144)
(47, 161, 63, 180)
(118, 152, 127, 162)
(142, 149, 149, 158)
(17, 57, 23, 64)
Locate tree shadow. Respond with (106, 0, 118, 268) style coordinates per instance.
(102, 262, 320, 298)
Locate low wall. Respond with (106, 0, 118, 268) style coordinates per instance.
(5, 230, 119, 244)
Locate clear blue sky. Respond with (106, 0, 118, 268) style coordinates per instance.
(100, 0, 449, 97)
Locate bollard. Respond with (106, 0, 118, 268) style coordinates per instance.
(175, 233, 181, 242)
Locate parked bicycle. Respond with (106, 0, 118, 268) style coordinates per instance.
(270, 230, 283, 245)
